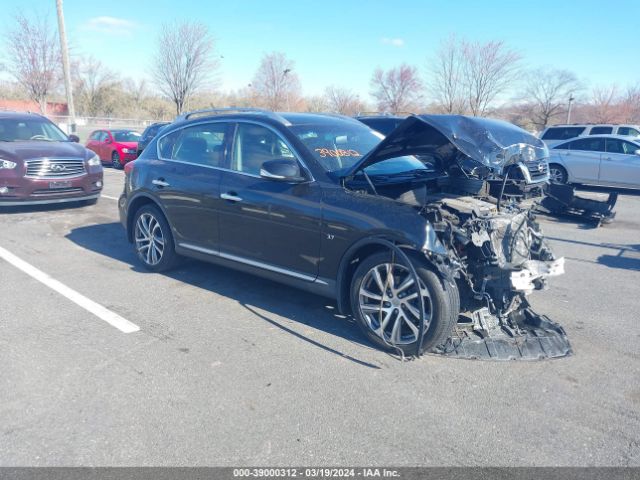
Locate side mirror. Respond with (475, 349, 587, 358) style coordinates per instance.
(260, 159, 306, 182)
(105, 138, 112, 144)
(68, 134, 80, 143)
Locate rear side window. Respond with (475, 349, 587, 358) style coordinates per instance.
(589, 126, 613, 135)
(89, 131, 101, 140)
(541, 127, 586, 140)
(567, 138, 605, 152)
(617, 127, 640, 137)
(159, 123, 229, 167)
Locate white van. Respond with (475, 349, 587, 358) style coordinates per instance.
(540, 124, 640, 146)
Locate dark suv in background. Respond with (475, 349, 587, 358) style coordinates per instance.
(119, 108, 567, 358)
(355, 114, 407, 136)
(0, 112, 103, 206)
(137, 122, 170, 157)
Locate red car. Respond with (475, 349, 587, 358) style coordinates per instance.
(0, 111, 103, 206)
(86, 129, 141, 169)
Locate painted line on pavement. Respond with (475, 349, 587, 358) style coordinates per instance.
(102, 195, 119, 201)
(0, 245, 140, 333)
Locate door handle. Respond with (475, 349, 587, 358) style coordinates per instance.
(220, 192, 243, 202)
(152, 178, 170, 187)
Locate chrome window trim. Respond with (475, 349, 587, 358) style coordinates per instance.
(178, 242, 326, 284)
(155, 118, 315, 182)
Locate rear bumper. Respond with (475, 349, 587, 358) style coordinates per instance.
(0, 172, 103, 205)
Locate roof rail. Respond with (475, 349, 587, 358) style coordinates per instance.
(176, 107, 292, 126)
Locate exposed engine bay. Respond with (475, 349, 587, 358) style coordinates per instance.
(344, 115, 573, 360)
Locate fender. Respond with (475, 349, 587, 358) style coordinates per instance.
(124, 190, 171, 243)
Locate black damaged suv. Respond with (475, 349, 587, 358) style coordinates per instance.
(119, 108, 568, 357)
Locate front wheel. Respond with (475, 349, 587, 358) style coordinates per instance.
(112, 151, 122, 169)
(132, 205, 178, 272)
(350, 251, 458, 354)
(548, 164, 568, 184)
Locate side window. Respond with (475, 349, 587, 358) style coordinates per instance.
(569, 138, 605, 152)
(589, 126, 613, 135)
(90, 131, 101, 140)
(163, 123, 229, 167)
(98, 132, 108, 142)
(541, 127, 586, 140)
(553, 143, 570, 150)
(606, 139, 625, 154)
(617, 127, 640, 137)
(231, 123, 295, 176)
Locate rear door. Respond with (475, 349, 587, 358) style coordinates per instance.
(217, 121, 322, 280)
(152, 121, 232, 251)
(559, 137, 605, 182)
(599, 138, 640, 187)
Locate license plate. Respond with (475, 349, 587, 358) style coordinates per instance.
(49, 180, 72, 189)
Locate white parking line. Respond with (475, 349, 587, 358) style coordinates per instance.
(102, 195, 119, 201)
(0, 245, 140, 333)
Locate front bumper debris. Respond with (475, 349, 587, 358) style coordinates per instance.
(431, 305, 572, 361)
(510, 257, 565, 294)
(537, 183, 617, 227)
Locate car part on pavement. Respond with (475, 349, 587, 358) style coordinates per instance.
(537, 183, 618, 227)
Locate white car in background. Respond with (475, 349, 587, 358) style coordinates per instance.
(540, 124, 640, 147)
(548, 135, 640, 189)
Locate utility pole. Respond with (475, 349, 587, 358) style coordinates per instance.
(566, 94, 575, 124)
(55, 0, 76, 134)
(282, 68, 291, 111)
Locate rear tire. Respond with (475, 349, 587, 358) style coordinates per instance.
(548, 164, 568, 184)
(350, 251, 459, 354)
(112, 151, 122, 169)
(132, 204, 178, 272)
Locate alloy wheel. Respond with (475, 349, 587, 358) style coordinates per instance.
(112, 152, 121, 169)
(548, 166, 566, 184)
(134, 213, 165, 266)
(358, 263, 432, 345)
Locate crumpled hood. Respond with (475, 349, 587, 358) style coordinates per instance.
(343, 114, 549, 177)
(0, 141, 91, 162)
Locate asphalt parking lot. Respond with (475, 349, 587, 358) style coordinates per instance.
(1, 168, 639, 467)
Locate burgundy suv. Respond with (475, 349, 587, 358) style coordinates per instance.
(0, 112, 103, 206)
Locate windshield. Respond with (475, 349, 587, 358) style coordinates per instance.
(290, 122, 429, 177)
(113, 131, 141, 142)
(0, 118, 68, 142)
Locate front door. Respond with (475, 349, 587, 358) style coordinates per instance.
(600, 138, 640, 187)
(561, 137, 605, 183)
(218, 122, 322, 280)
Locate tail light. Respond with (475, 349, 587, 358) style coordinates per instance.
(124, 160, 136, 175)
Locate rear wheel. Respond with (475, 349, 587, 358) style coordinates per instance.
(132, 204, 178, 272)
(548, 164, 568, 184)
(112, 151, 122, 169)
(350, 251, 458, 354)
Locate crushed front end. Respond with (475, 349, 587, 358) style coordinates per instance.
(421, 195, 571, 360)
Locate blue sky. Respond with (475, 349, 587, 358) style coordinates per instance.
(1, 0, 639, 101)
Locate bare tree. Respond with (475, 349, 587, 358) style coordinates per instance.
(590, 85, 620, 123)
(620, 84, 640, 123)
(74, 56, 120, 116)
(462, 40, 521, 116)
(304, 95, 329, 113)
(428, 35, 466, 114)
(324, 86, 364, 115)
(152, 21, 217, 115)
(252, 52, 301, 111)
(523, 68, 582, 128)
(370, 64, 422, 113)
(4, 13, 60, 114)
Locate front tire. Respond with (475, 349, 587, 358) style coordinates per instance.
(549, 164, 568, 184)
(132, 204, 178, 272)
(350, 251, 458, 354)
(112, 151, 122, 169)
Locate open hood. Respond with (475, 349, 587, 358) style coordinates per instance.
(343, 115, 548, 177)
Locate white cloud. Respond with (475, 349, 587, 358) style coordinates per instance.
(381, 37, 405, 47)
(83, 16, 137, 36)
